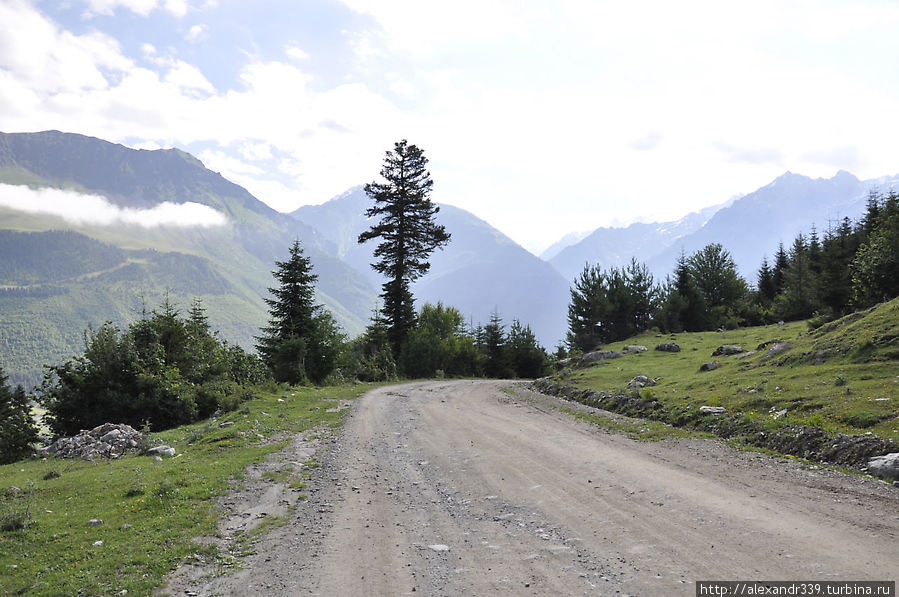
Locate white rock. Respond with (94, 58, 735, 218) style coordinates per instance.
(868, 452, 899, 481)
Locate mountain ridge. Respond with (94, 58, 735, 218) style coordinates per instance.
(0, 131, 378, 387)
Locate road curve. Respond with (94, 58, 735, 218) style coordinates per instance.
(178, 380, 899, 596)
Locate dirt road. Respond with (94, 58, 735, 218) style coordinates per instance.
(167, 380, 899, 596)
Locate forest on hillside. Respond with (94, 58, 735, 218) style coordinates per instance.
(565, 190, 899, 352)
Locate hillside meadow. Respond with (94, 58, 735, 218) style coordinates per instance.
(0, 383, 372, 597)
(550, 298, 899, 445)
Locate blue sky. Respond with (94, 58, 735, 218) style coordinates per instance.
(3, 0, 899, 253)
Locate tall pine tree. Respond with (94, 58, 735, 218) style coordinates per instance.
(358, 140, 451, 358)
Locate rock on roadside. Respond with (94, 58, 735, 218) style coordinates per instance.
(867, 453, 899, 481)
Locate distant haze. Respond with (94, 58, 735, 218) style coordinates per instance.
(4, 2, 899, 252)
(0, 184, 229, 228)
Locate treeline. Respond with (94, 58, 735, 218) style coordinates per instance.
(566, 189, 899, 353)
(22, 240, 548, 450)
(0, 285, 69, 298)
(350, 303, 548, 381)
(38, 297, 269, 438)
(756, 189, 899, 321)
(0, 230, 125, 285)
(254, 241, 550, 386)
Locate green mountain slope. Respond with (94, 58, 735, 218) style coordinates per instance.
(0, 131, 377, 387)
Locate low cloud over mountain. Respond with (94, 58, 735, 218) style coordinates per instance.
(0, 184, 228, 228)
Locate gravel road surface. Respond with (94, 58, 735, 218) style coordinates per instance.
(164, 380, 899, 596)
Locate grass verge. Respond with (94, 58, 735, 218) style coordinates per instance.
(0, 383, 372, 596)
(540, 300, 899, 467)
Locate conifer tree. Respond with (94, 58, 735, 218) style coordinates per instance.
(483, 311, 511, 378)
(256, 240, 342, 384)
(772, 242, 789, 295)
(566, 264, 607, 351)
(0, 366, 38, 464)
(358, 140, 451, 358)
(756, 257, 776, 304)
(673, 250, 707, 331)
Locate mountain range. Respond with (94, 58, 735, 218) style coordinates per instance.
(548, 171, 898, 283)
(0, 130, 895, 388)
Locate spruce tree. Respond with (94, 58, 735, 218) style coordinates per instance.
(674, 250, 707, 331)
(566, 264, 607, 352)
(624, 258, 657, 332)
(757, 257, 776, 304)
(358, 140, 451, 357)
(256, 240, 342, 384)
(0, 366, 38, 464)
(483, 311, 511, 378)
(772, 242, 789, 296)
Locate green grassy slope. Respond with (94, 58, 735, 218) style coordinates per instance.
(550, 299, 899, 444)
(0, 383, 372, 596)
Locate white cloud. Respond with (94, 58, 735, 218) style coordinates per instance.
(163, 0, 187, 17)
(0, 184, 229, 228)
(284, 43, 310, 61)
(84, 0, 188, 17)
(85, 0, 158, 17)
(185, 24, 208, 43)
(238, 141, 273, 161)
(163, 59, 214, 93)
(6, 0, 899, 251)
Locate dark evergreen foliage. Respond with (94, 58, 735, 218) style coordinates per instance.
(851, 190, 899, 307)
(348, 307, 397, 382)
(0, 230, 125, 286)
(38, 300, 268, 437)
(745, 188, 899, 324)
(358, 140, 451, 359)
(0, 366, 39, 464)
(400, 303, 479, 378)
(772, 242, 789, 296)
(756, 257, 776, 304)
(567, 260, 661, 349)
(505, 320, 548, 379)
(256, 240, 343, 384)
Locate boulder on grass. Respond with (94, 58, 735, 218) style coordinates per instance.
(578, 350, 623, 365)
(627, 375, 655, 389)
(655, 342, 680, 353)
(712, 345, 744, 356)
(699, 361, 720, 372)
